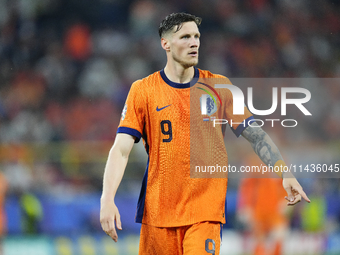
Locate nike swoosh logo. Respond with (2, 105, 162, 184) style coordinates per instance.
(156, 104, 172, 111)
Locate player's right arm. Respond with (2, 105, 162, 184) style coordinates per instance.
(100, 133, 135, 242)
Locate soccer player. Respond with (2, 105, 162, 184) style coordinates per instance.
(100, 12, 310, 255)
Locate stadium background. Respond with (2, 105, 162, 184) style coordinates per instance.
(0, 0, 339, 254)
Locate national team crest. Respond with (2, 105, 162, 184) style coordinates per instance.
(121, 104, 127, 120)
(200, 94, 217, 116)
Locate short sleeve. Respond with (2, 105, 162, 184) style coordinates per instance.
(117, 80, 146, 143)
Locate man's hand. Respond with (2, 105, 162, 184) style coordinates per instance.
(100, 199, 122, 242)
(282, 173, 311, 205)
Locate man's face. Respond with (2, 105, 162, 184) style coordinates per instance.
(167, 21, 200, 68)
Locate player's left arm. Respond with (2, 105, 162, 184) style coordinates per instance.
(241, 123, 311, 205)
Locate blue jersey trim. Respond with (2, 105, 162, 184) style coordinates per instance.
(160, 67, 199, 88)
(135, 158, 149, 223)
(220, 223, 223, 243)
(117, 127, 142, 143)
(231, 116, 255, 137)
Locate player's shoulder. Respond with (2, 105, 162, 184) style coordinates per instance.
(197, 68, 228, 80)
(131, 71, 162, 88)
(197, 69, 232, 89)
(197, 69, 235, 99)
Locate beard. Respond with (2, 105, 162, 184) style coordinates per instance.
(172, 53, 199, 69)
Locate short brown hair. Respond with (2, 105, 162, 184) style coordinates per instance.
(158, 13, 202, 38)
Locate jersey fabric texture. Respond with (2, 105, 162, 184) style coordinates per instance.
(117, 67, 253, 227)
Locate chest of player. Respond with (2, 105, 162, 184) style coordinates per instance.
(145, 86, 191, 143)
(147, 87, 190, 122)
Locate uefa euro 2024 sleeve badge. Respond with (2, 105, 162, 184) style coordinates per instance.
(121, 104, 127, 120)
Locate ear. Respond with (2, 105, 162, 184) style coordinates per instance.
(161, 37, 170, 51)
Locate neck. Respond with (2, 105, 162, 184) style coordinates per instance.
(163, 63, 195, 84)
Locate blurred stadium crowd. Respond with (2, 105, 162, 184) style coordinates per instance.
(0, 0, 340, 243)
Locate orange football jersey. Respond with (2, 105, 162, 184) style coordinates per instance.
(117, 67, 253, 227)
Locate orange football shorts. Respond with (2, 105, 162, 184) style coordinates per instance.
(139, 221, 222, 255)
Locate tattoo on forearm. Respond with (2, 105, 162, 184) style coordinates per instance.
(241, 123, 283, 166)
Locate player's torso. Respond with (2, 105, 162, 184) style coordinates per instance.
(138, 69, 231, 226)
(142, 72, 191, 175)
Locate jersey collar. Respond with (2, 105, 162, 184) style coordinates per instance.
(160, 67, 199, 89)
